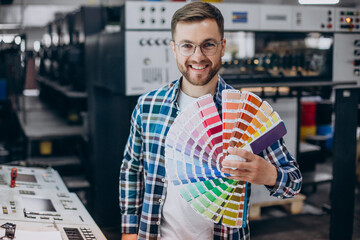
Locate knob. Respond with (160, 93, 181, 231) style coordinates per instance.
(147, 39, 155, 46)
(140, 18, 145, 24)
(151, 18, 156, 24)
(163, 39, 171, 45)
(140, 6, 145, 12)
(354, 40, 360, 46)
(155, 39, 162, 46)
(139, 39, 147, 46)
(151, 7, 155, 12)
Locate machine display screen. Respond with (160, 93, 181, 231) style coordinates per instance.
(22, 197, 56, 212)
(17, 174, 37, 183)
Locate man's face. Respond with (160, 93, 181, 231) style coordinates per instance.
(171, 19, 226, 87)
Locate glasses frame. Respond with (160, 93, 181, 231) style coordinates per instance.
(172, 39, 223, 57)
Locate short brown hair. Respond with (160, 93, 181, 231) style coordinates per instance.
(171, 2, 224, 40)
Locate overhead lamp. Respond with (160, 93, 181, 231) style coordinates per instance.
(299, 0, 339, 4)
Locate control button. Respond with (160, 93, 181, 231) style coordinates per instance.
(155, 39, 162, 46)
(139, 39, 147, 46)
(328, 10, 332, 15)
(161, 18, 166, 24)
(341, 17, 344, 22)
(151, 7, 155, 12)
(140, 18, 145, 24)
(143, 58, 151, 65)
(354, 69, 360, 76)
(341, 11, 344, 15)
(161, 7, 166, 12)
(354, 50, 360, 56)
(327, 23, 332, 28)
(151, 18, 156, 24)
(321, 24, 325, 28)
(147, 39, 155, 46)
(163, 39, 171, 45)
(140, 6, 145, 12)
(328, 17, 332, 22)
(355, 40, 360, 47)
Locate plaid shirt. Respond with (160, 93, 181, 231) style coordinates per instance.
(119, 76, 302, 240)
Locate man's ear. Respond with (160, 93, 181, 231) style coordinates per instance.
(221, 38, 226, 57)
(170, 40, 177, 58)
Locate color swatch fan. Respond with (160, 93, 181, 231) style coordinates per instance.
(165, 89, 287, 228)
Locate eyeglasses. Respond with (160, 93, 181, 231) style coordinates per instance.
(173, 40, 223, 57)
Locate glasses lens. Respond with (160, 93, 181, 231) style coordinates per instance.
(201, 41, 218, 56)
(179, 43, 194, 56)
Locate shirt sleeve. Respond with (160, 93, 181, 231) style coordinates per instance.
(259, 138, 302, 199)
(119, 100, 144, 234)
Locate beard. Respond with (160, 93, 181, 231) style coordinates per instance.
(176, 58, 222, 87)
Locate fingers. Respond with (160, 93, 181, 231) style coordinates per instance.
(227, 147, 254, 160)
(222, 160, 250, 170)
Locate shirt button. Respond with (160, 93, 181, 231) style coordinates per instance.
(161, 178, 166, 182)
(277, 195, 283, 199)
(156, 221, 161, 225)
(159, 199, 163, 203)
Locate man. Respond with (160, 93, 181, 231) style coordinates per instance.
(120, 2, 302, 240)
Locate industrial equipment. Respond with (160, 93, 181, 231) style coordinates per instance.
(0, 165, 106, 240)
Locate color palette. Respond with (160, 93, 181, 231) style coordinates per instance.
(165, 90, 287, 227)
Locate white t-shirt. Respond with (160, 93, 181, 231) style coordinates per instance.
(161, 90, 214, 240)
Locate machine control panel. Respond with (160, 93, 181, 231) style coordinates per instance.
(124, 1, 183, 30)
(0, 165, 106, 240)
(124, 1, 360, 33)
(0, 165, 68, 192)
(125, 31, 180, 95)
(292, 6, 335, 32)
(335, 8, 360, 32)
(333, 33, 360, 81)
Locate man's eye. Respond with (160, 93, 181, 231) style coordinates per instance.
(181, 44, 193, 49)
(202, 42, 216, 48)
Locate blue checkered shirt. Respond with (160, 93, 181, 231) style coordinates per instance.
(119, 76, 302, 240)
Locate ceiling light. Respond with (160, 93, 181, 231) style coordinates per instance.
(299, 0, 339, 4)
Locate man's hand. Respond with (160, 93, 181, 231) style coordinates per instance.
(221, 147, 277, 186)
(121, 233, 138, 240)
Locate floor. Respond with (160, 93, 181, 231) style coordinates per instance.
(101, 159, 360, 240)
